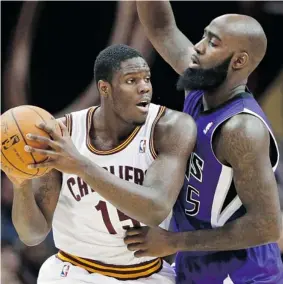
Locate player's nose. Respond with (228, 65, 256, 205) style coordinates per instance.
(194, 38, 205, 55)
(138, 82, 150, 95)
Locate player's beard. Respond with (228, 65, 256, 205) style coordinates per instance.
(176, 54, 233, 92)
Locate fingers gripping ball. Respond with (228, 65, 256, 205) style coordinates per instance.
(0, 105, 62, 179)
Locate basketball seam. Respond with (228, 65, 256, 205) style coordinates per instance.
(1, 149, 37, 177)
(25, 106, 56, 177)
(25, 106, 51, 164)
(10, 108, 39, 176)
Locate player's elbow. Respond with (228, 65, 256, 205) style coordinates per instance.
(145, 193, 173, 227)
(269, 215, 282, 242)
(15, 225, 51, 247)
(150, 206, 172, 228)
(260, 229, 281, 244)
(268, 218, 282, 243)
(19, 233, 48, 247)
(257, 217, 282, 244)
(149, 214, 168, 228)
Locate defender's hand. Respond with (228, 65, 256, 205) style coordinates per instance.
(124, 226, 177, 258)
(25, 120, 85, 175)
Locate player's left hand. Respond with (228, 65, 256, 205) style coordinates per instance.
(124, 226, 177, 258)
(25, 120, 85, 175)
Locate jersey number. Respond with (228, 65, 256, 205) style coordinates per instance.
(185, 185, 200, 216)
(185, 153, 203, 216)
(95, 201, 141, 234)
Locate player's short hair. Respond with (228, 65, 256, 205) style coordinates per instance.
(94, 44, 144, 84)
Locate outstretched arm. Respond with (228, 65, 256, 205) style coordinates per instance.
(125, 114, 282, 257)
(26, 110, 196, 227)
(136, 1, 193, 74)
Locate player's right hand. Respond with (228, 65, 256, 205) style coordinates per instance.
(2, 170, 29, 187)
(1, 157, 29, 187)
(8, 174, 29, 187)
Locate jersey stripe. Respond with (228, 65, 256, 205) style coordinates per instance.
(65, 113, 73, 136)
(149, 106, 166, 159)
(57, 250, 162, 280)
(85, 107, 142, 155)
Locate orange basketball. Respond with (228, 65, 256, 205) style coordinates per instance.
(0, 105, 61, 179)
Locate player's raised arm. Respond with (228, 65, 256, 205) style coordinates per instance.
(136, 1, 193, 75)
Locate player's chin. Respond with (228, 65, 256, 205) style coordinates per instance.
(133, 119, 146, 127)
(132, 115, 147, 127)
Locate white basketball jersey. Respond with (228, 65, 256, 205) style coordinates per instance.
(52, 103, 170, 266)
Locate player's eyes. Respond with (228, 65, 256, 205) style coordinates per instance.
(126, 79, 135, 84)
(209, 41, 217, 47)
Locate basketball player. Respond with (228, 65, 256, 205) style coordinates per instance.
(5, 44, 197, 283)
(123, 2, 283, 283)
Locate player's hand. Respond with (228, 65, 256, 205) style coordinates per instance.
(0, 162, 29, 187)
(124, 226, 177, 258)
(24, 120, 85, 175)
(3, 172, 29, 187)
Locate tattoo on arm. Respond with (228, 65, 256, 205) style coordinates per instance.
(34, 170, 62, 225)
(220, 114, 281, 239)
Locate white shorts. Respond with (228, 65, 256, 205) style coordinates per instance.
(37, 255, 176, 284)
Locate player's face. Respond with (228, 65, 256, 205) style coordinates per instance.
(110, 57, 152, 126)
(177, 19, 236, 91)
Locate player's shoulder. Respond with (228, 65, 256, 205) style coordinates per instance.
(221, 113, 269, 142)
(154, 107, 197, 151)
(158, 107, 196, 131)
(56, 107, 95, 127)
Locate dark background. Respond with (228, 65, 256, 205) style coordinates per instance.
(2, 1, 283, 114)
(1, 2, 283, 284)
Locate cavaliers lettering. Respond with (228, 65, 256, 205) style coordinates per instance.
(66, 165, 146, 202)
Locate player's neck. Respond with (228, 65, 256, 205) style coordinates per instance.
(94, 106, 137, 143)
(202, 81, 247, 111)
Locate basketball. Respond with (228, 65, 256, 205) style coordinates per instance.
(0, 105, 61, 179)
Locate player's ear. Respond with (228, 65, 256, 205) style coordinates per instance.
(232, 52, 249, 70)
(98, 80, 111, 97)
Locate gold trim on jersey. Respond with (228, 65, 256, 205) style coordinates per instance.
(86, 107, 142, 155)
(65, 113, 73, 136)
(149, 106, 166, 159)
(56, 250, 162, 280)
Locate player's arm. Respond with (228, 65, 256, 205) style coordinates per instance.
(136, 1, 193, 75)
(11, 117, 66, 246)
(11, 169, 62, 246)
(79, 110, 196, 227)
(169, 114, 282, 251)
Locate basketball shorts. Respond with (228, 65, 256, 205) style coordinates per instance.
(174, 243, 283, 284)
(37, 254, 175, 284)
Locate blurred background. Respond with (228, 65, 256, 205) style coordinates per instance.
(1, 1, 283, 283)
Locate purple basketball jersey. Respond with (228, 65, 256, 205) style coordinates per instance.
(172, 90, 282, 283)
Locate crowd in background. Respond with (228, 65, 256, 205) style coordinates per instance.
(1, 2, 283, 283)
